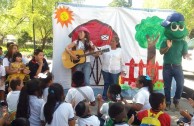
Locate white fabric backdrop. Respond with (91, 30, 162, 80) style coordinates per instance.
(52, 3, 173, 89)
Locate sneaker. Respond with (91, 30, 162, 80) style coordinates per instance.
(165, 104, 171, 111)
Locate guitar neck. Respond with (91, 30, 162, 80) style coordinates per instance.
(79, 51, 99, 57)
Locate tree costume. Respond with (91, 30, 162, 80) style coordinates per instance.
(160, 12, 190, 109)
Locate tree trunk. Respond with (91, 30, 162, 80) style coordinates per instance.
(41, 38, 46, 50)
(146, 34, 159, 79)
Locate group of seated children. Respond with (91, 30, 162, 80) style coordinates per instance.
(3, 71, 193, 126)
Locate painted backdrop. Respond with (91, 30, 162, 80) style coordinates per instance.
(52, 3, 173, 89)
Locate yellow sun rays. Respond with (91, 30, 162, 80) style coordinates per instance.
(55, 7, 74, 27)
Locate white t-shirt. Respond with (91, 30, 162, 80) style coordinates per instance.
(73, 40, 94, 63)
(100, 102, 110, 120)
(3, 57, 10, 67)
(191, 116, 194, 126)
(0, 65, 6, 91)
(77, 115, 100, 126)
(132, 87, 151, 111)
(40, 102, 74, 126)
(43, 87, 49, 102)
(6, 91, 20, 112)
(101, 45, 125, 74)
(29, 95, 45, 126)
(3, 57, 28, 66)
(65, 86, 95, 108)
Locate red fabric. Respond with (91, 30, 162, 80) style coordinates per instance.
(70, 20, 116, 47)
(137, 109, 171, 126)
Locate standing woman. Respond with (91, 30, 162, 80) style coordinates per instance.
(65, 27, 95, 86)
(100, 36, 126, 100)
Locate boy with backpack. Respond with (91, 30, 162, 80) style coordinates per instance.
(137, 93, 171, 126)
(108, 102, 134, 126)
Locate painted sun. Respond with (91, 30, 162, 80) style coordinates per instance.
(55, 7, 74, 27)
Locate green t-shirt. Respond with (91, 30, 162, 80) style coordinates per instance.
(160, 39, 188, 65)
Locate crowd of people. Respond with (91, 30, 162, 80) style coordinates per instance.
(0, 41, 172, 126)
(0, 12, 193, 125)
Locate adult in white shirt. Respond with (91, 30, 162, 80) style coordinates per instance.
(3, 44, 29, 76)
(6, 78, 23, 112)
(65, 26, 95, 86)
(41, 83, 75, 126)
(100, 35, 126, 100)
(65, 71, 95, 108)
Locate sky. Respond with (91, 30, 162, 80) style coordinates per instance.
(73, 0, 144, 8)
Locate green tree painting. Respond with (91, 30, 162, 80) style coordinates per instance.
(135, 16, 165, 77)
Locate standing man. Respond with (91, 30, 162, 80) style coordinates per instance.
(160, 12, 191, 110)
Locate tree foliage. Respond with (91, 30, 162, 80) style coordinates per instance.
(135, 16, 165, 49)
(143, 0, 194, 38)
(0, 0, 71, 49)
(109, 0, 131, 7)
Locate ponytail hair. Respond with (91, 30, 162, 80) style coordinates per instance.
(16, 79, 42, 119)
(44, 83, 64, 124)
(40, 72, 53, 90)
(108, 84, 123, 102)
(138, 75, 153, 94)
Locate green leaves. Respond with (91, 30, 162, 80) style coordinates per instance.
(135, 16, 165, 49)
(0, 0, 71, 49)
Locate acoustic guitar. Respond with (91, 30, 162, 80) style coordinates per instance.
(62, 48, 110, 69)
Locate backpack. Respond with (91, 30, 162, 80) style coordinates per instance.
(140, 109, 163, 126)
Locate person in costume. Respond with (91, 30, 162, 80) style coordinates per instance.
(160, 12, 191, 110)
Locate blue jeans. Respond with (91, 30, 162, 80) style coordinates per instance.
(163, 64, 184, 105)
(76, 62, 91, 86)
(102, 70, 120, 98)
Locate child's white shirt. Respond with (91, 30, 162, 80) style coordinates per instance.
(65, 86, 95, 108)
(132, 87, 151, 111)
(100, 102, 110, 120)
(77, 115, 100, 126)
(43, 87, 49, 102)
(0, 65, 6, 90)
(190, 116, 194, 125)
(29, 95, 44, 126)
(6, 91, 20, 112)
(40, 102, 74, 126)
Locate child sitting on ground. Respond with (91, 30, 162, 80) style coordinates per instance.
(75, 100, 100, 126)
(97, 84, 123, 125)
(108, 102, 134, 126)
(65, 71, 95, 108)
(6, 78, 23, 113)
(39, 72, 53, 102)
(137, 93, 171, 126)
(7, 52, 30, 82)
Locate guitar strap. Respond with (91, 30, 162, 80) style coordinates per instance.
(76, 88, 89, 102)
